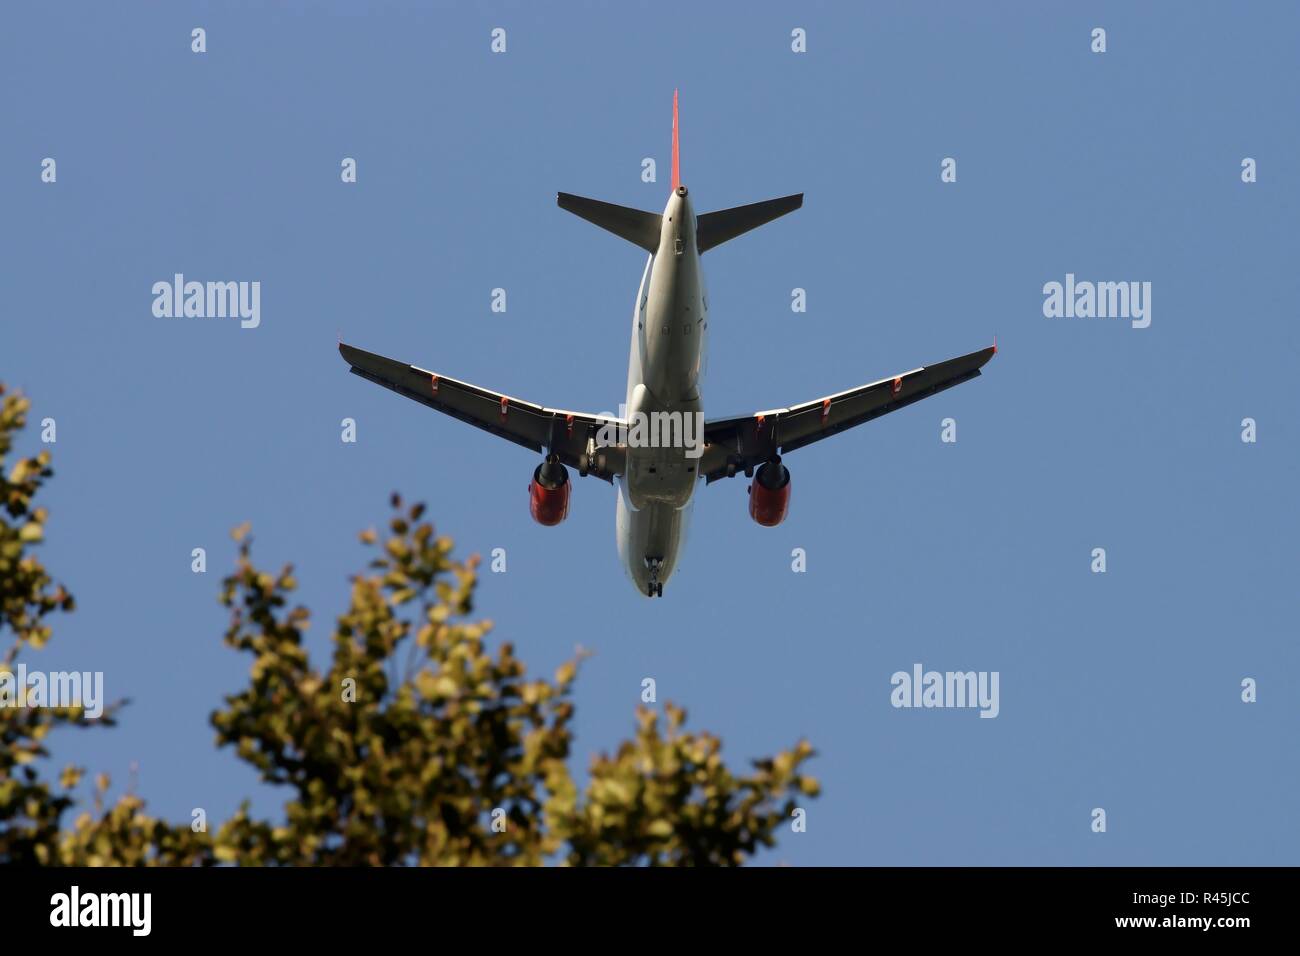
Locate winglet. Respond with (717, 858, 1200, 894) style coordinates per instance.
(992, 335, 997, 355)
(671, 89, 681, 192)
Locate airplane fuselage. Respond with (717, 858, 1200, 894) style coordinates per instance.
(616, 186, 705, 595)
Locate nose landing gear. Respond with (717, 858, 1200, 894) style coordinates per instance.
(645, 557, 664, 598)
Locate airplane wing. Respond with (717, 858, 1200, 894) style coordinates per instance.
(339, 343, 626, 482)
(698, 344, 996, 483)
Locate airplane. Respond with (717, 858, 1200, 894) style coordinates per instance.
(339, 92, 995, 598)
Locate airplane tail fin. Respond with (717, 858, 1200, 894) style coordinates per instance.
(671, 89, 681, 192)
(696, 193, 803, 253)
(556, 192, 661, 254)
(558, 92, 801, 255)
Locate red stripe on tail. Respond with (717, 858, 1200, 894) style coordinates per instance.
(671, 89, 680, 191)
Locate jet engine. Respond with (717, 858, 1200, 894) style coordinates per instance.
(748, 456, 791, 527)
(529, 456, 571, 526)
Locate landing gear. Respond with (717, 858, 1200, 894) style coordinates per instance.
(645, 557, 664, 598)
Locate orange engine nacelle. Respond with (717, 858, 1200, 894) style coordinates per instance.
(748, 457, 791, 527)
(529, 459, 571, 526)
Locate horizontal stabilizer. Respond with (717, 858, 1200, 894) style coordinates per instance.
(557, 193, 662, 253)
(697, 193, 803, 253)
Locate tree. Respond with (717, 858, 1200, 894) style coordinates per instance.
(0, 384, 818, 866)
(0, 385, 207, 866)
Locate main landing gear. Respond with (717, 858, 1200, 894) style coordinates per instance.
(645, 557, 664, 598)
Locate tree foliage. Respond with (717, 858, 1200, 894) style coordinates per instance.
(0, 384, 817, 865)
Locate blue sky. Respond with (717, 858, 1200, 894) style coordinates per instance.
(2, 1, 1297, 865)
